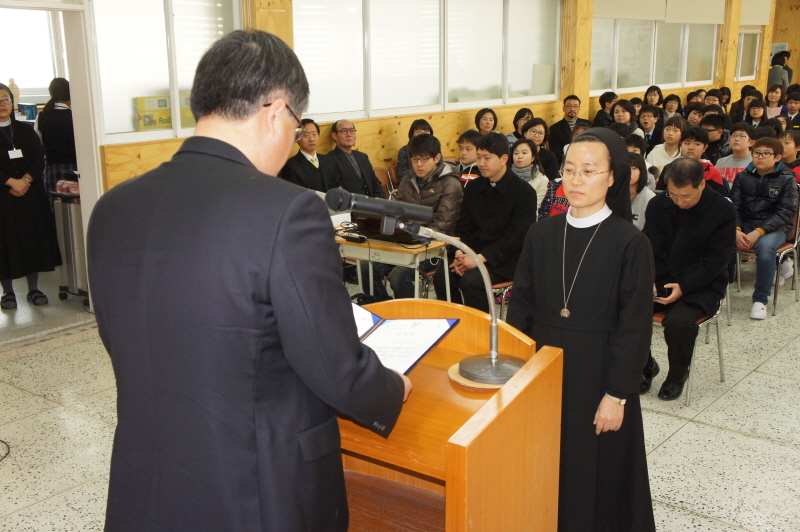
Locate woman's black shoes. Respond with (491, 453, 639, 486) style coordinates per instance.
(27, 290, 48, 306)
(1, 292, 17, 309)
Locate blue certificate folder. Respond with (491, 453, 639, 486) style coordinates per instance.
(351, 303, 459, 374)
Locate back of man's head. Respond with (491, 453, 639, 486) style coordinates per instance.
(746, 89, 764, 101)
(740, 85, 756, 99)
(684, 126, 709, 145)
(476, 132, 510, 159)
(704, 104, 724, 115)
(458, 129, 482, 147)
(772, 54, 787, 67)
(666, 157, 705, 188)
(639, 104, 660, 118)
(191, 30, 309, 121)
(755, 126, 778, 139)
(700, 114, 726, 131)
(407, 133, 441, 159)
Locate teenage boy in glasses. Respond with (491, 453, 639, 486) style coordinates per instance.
(699, 114, 731, 165)
(729, 137, 799, 319)
(716, 123, 756, 183)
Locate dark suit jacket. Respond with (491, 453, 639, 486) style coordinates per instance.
(549, 117, 592, 166)
(456, 169, 537, 279)
(592, 110, 614, 128)
(327, 146, 386, 198)
(784, 113, 800, 129)
(88, 136, 404, 532)
(642, 126, 663, 155)
(730, 112, 747, 125)
(642, 186, 736, 316)
(280, 150, 337, 192)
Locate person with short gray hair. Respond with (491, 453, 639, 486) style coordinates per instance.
(88, 30, 410, 531)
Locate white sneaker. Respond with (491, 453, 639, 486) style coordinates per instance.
(750, 302, 768, 320)
(781, 259, 794, 280)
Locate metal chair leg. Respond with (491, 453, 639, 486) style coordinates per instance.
(705, 321, 710, 344)
(685, 340, 699, 407)
(736, 252, 742, 292)
(726, 283, 731, 326)
(773, 256, 781, 316)
(716, 318, 725, 383)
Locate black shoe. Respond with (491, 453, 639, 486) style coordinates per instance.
(27, 290, 48, 306)
(1, 292, 16, 310)
(639, 358, 660, 394)
(658, 372, 690, 401)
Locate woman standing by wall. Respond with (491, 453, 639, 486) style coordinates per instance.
(36, 78, 78, 205)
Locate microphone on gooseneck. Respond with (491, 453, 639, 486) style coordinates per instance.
(324, 188, 434, 224)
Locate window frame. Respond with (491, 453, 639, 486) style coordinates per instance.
(301, 0, 561, 121)
(589, 18, 717, 97)
(735, 26, 762, 82)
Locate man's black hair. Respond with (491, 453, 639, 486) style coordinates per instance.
(407, 133, 441, 159)
(639, 105, 661, 118)
(787, 92, 800, 103)
(753, 136, 783, 156)
(740, 85, 756, 98)
(191, 30, 309, 121)
(772, 53, 787, 67)
(630, 97, 643, 106)
(665, 157, 705, 188)
(476, 131, 511, 159)
(625, 134, 647, 154)
(745, 89, 764, 100)
(730, 122, 756, 138)
(599, 91, 618, 109)
(779, 128, 800, 148)
(408, 119, 433, 140)
(563, 95, 581, 105)
(699, 114, 726, 130)
(704, 104, 725, 114)
(763, 118, 784, 137)
(458, 129, 482, 146)
(705, 89, 723, 101)
(300, 118, 319, 134)
(754, 126, 778, 139)
(683, 126, 709, 145)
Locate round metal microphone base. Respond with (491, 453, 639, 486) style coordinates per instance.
(458, 354, 526, 385)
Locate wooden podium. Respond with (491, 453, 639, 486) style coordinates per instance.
(339, 300, 564, 531)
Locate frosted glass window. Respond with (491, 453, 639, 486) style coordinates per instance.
(370, 0, 439, 110)
(616, 20, 653, 89)
(685, 24, 716, 83)
(0, 9, 56, 90)
(738, 33, 760, 79)
(94, 0, 171, 133)
(447, 0, 503, 103)
(293, 0, 364, 115)
(590, 18, 615, 92)
(173, 0, 236, 128)
(654, 22, 682, 85)
(507, 0, 559, 98)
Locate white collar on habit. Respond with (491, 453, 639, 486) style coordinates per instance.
(0, 119, 10, 127)
(54, 103, 70, 110)
(567, 204, 612, 228)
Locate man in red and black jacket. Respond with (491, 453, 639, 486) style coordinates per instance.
(656, 127, 727, 195)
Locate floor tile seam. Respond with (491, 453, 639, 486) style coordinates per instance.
(0, 474, 108, 521)
(0, 390, 62, 429)
(61, 399, 118, 428)
(0, 318, 97, 351)
(0, 330, 100, 363)
(651, 499, 752, 531)
(751, 367, 800, 382)
(673, 418, 800, 450)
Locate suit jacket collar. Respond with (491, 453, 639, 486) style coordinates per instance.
(178, 136, 256, 170)
(477, 168, 516, 194)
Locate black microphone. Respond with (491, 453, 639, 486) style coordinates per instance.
(325, 188, 433, 224)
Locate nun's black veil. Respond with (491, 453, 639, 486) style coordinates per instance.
(570, 127, 633, 222)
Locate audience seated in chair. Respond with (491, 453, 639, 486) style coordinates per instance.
(457, 129, 482, 188)
(699, 114, 731, 165)
(279, 119, 337, 192)
(396, 119, 433, 182)
(361, 134, 463, 301)
(715, 122, 755, 183)
(327, 119, 386, 198)
(548, 95, 591, 166)
(729, 137, 799, 319)
(656, 127, 726, 195)
(433, 132, 536, 313)
(641, 158, 736, 401)
(592, 91, 618, 128)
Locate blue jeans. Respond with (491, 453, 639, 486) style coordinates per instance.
(743, 225, 787, 304)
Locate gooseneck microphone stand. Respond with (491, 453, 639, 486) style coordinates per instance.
(395, 220, 525, 385)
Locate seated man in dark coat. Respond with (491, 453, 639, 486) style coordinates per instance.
(548, 95, 592, 166)
(640, 158, 737, 400)
(433, 132, 537, 312)
(280, 118, 337, 192)
(327, 119, 386, 198)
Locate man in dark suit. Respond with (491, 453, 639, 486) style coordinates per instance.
(640, 158, 736, 401)
(280, 118, 337, 192)
(730, 89, 763, 124)
(784, 91, 800, 128)
(87, 30, 410, 532)
(638, 105, 664, 155)
(548, 95, 592, 166)
(327, 119, 386, 197)
(592, 91, 618, 128)
(433, 132, 537, 312)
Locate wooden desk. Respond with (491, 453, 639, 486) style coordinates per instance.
(339, 300, 563, 531)
(336, 233, 451, 300)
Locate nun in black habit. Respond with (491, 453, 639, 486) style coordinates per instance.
(507, 128, 656, 532)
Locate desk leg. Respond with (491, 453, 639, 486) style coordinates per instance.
(368, 260, 374, 296)
(414, 255, 420, 299)
(443, 252, 451, 302)
(355, 259, 365, 293)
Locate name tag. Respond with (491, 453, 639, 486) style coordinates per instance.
(8, 149, 22, 159)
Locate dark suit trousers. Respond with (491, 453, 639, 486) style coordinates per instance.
(433, 264, 508, 313)
(654, 299, 707, 382)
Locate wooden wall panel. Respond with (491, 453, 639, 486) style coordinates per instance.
(100, 138, 184, 190)
(772, 0, 800, 60)
(716, 0, 743, 87)
(559, 0, 594, 119)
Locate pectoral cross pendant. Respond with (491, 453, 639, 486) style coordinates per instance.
(560, 308, 570, 318)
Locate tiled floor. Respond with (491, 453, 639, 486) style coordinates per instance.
(1, 268, 799, 531)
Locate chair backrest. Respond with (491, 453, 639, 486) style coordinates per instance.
(443, 156, 458, 165)
(373, 167, 390, 197)
(388, 164, 400, 187)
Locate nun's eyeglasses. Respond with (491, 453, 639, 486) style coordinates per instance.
(559, 168, 611, 179)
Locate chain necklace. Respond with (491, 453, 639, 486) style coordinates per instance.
(561, 220, 603, 318)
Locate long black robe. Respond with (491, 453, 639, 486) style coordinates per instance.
(507, 213, 656, 532)
(0, 120, 61, 280)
